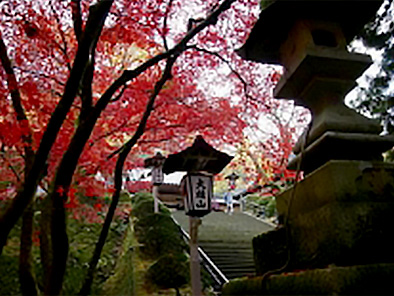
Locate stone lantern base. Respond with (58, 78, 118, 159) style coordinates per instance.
(222, 160, 394, 295)
(275, 160, 394, 269)
(222, 263, 394, 295)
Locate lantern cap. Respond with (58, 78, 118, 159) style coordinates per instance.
(237, 0, 383, 64)
(144, 152, 166, 168)
(162, 136, 233, 175)
(225, 172, 239, 180)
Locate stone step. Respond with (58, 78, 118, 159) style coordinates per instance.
(172, 211, 274, 281)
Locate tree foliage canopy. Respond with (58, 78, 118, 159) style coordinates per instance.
(352, 0, 394, 133)
(0, 0, 302, 294)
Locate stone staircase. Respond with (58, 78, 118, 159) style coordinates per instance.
(172, 211, 273, 280)
(199, 241, 255, 279)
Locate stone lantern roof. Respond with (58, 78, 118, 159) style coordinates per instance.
(237, 0, 383, 65)
(162, 135, 233, 175)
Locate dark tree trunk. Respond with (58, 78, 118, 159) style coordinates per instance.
(0, 0, 114, 256)
(19, 202, 38, 296)
(78, 187, 122, 295)
(79, 55, 178, 296)
(39, 197, 52, 291)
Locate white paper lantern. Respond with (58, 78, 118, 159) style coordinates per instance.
(183, 173, 212, 217)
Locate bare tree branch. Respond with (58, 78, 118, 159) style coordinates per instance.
(187, 45, 253, 99)
(162, 0, 174, 51)
(0, 152, 22, 183)
(50, 0, 72, 71)
(94, 0, 237, 112)
(109, 83, 127, 103)
(0, 0, 114, 259)
(80, 51, 180, 296)
(71, 0, 83, 43)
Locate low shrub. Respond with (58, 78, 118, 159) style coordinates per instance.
(130, 191, 190, 293)
(146, 253, 189, 292)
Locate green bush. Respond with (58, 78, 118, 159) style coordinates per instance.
(131, 191, 190, 292)
(134, 212, 173, 237)
(131, 191, 152, 205)
(265, 199, 277, 217)
(131, 193, 170, 220)
(134, 213, 186, 259)
(0, 255, 20, 295)
(146, 253, 189, 290)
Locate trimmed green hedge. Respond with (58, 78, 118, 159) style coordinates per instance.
(131, 192, 189, 292)
(146, 253, 189, 290)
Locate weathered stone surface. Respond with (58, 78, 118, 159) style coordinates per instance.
(289, 133, 394, 173)
(291, 201, 394, 268)
(274, 50, 372, 103)
(272, 160, 394, 270)
(252, 227, 288, 276)
(222, 263, 394, 295)
(237, 0, 383, 64)
(277, 160, 394, 218)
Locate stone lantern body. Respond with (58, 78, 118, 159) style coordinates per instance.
(222, 1, 394, 295)
(238, 0, 394, 173)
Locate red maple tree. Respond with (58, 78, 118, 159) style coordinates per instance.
(0, 0, 303, 294)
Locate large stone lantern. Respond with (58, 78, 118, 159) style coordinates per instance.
(222, 1, 394, 295)
(238, 0, 394, 173)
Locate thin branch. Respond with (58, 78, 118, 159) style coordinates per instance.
(106, 55, 178, 161)
(49, 0, 72, 71)
(71, 0, 83, 43)
(187, 45, 253, 100)
(0, 32, 34, 159)
(109, 83, 127, 102)
(94, 0, 237, 113)
(162, 0, 174, 51)
(14, 68, 66, 87)
(88, 117, 133, 147)
(0, 152, 22, 183)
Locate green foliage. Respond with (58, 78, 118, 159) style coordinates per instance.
(131, 192, 170, 221)
(135, 213, 186, 259)
(131, 191, 153, 206)
(0, 210, 129, 295)
(101, 222, 135, 296)
(146, 253, 189, 290)
(130, 191, 190, 293)
(65, 215, 129, 295)
(245, 194, 277, 217)
(352, 0, 394, 134)
(265, 199, 277, 218)
(132, 192, 184, 258)
(0, 254, 20, 295)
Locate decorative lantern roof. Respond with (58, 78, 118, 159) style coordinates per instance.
(237, 0, 383, 65)
(144, 152, 166, 168)
(225, 172, 239, 181)
(144, 152, 166, 186)
(162, 136, 233, 175)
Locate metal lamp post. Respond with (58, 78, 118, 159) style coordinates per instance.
(144, 152, 166, 213)
(163, 136, 232, 296)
